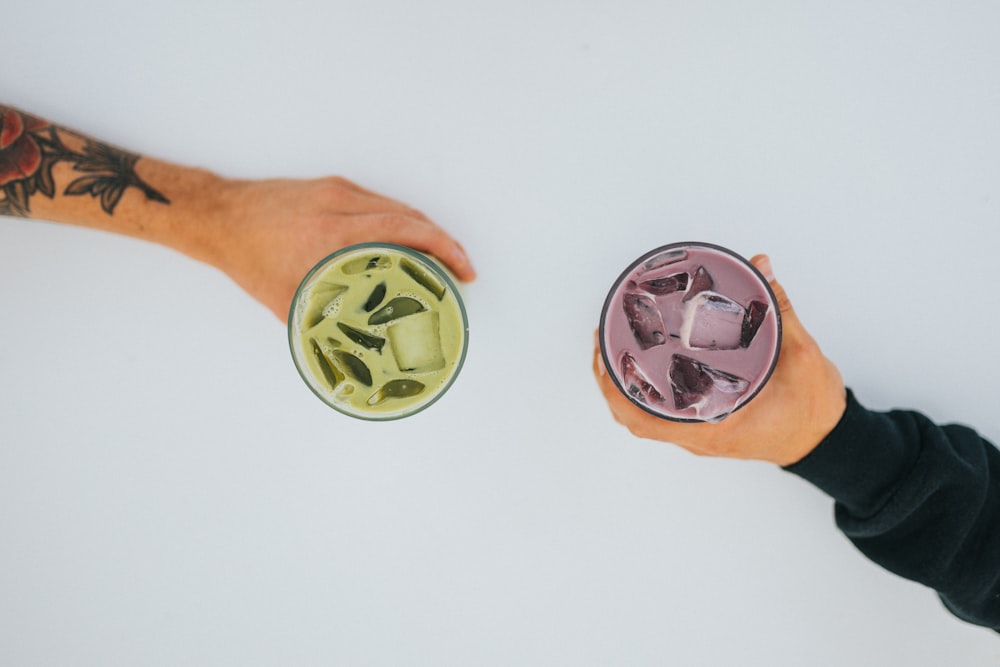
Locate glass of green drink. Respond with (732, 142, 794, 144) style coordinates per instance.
(288, 243, 469, 420)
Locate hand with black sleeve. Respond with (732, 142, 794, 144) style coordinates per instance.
(593, 254, 1000, 631)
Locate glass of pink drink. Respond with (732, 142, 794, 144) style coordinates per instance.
(599, 242, 782, 423)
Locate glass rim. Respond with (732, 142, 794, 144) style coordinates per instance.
(287, 242, 470, 421)
(598, 241, 783, 423)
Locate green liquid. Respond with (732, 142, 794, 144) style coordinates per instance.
(290, 245, 468, 419)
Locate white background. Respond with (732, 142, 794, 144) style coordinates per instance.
(2, 1, 999, 664)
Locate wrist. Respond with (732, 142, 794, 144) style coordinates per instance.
(781, 378, 848, 467)
(132, 158, 232, 266)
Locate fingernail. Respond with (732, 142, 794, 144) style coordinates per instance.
(594, 336, 607, 376)
(756, 255, 775, 282)
(453, 243, 468, 266)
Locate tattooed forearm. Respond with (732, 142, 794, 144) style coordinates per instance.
(0, 106, 169, 217)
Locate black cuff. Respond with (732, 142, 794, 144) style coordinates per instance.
(782, 389, 920, 518)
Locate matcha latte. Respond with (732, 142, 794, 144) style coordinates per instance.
(288, 244, 469, 420)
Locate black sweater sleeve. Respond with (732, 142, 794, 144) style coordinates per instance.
(783, 389, 1000, 630)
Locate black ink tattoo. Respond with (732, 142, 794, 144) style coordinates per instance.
(0, 106, 170, 217)
(63, 140, 171, 214)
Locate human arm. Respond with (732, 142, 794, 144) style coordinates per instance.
(0, 105, 476, 320)
(593, 254, 846, 466)
(786, 389, 1000, 630)
(593, 254, 1000, 630)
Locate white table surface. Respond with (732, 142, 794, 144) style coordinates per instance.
(2, 1, 999, 664)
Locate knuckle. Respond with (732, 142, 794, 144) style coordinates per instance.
(630, 423, 657, 440)
(377, 212, 410, 231)
(323, 175, 353, 189)
(316, 177, 354, 203)
(771, 286, 794, 314)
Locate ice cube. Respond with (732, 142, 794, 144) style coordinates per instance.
(620, 352, 666, 405)
(680, 291, 745, 350)
(683, 266, 714, 301)
(342, 255, 392, 274)
(313, 280, 349, 297)
(303, 283, 347, 329)
(401, 258, 446, 300)
(386, 310, 445, 372)
(740, 300, 769, 348)
(639, 272, 689, 296)
(623, 293, 667, 349)
(639, 249, 687, 274)
(368, 379, 426, 406)
(332, 350, 373, 386)
(668, 354, 749, 419)
(362, 282, 387, 312)
(310, 338, 344, 390)
(336, 322, 386, 353)
(368, 296, 426, 325)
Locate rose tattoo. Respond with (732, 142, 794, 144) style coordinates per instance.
(0, 106, 169, 217)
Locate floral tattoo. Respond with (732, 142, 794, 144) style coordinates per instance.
(0, 106, 169, 217)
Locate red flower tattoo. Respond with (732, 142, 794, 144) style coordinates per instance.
(0, 105, 168, 217)
(0, 108, 49, 187)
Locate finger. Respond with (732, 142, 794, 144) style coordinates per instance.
(591, 330, 607, 378)
(330, 176, 402, 202)
(750, 254, 807, 344)
(592, 343, 660, 431)
(592, 344, 631, 415)
(321, 178, 468, 274)
(449, 241, 476, 281)
(421, 235, 476, 282)
(347, 212, 477, 282)
(316, 177, 436, 224)
(750, 254, 789, 312)
(592, 338, 727, 451)
(593, 348, 632, 428)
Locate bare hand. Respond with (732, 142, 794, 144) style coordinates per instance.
(202, 176, 476, 321)
(592, 255, 846, 466)
(0, 104, 475, 322)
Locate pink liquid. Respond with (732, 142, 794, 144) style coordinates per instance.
(600, 243, 781, 422)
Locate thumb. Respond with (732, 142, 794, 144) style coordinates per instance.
(750, 254, 792, 314)
(750, 253, 806, 341)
